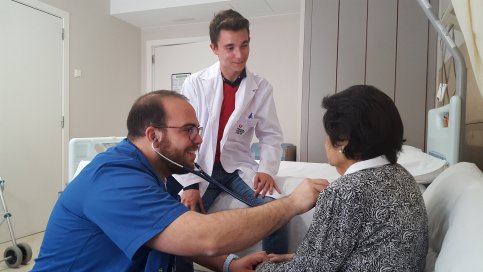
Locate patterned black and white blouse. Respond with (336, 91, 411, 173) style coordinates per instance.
(257, 161, 428, 272)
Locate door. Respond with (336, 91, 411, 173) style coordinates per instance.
(151, 39, 218, 91)
(0, 0, 64, 242)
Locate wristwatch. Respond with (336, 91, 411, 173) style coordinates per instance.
(223, 253, 240, 272)
(183, 183, 199, 190)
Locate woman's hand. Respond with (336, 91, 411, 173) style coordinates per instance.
(230, 251, 269, 271)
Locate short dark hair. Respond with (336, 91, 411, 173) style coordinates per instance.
(209, 9, 249, 46)
(322, 85, 404, 164)
(126, 90, 188, 140)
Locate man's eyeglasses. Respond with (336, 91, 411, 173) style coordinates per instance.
(155, 125, 203, 141)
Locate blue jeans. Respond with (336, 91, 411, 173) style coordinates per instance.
(202, 163, 289, 254)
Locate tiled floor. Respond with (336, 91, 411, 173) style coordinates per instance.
(0, 232, 43, 271)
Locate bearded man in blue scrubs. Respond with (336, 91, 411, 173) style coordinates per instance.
(32, 90, 328, 271)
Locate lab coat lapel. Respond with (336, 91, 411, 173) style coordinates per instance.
(201, 64, 223, 122)
(200, 63, 224, 165)
(202, 62, 223, 116)
(221, 70, 257, 147)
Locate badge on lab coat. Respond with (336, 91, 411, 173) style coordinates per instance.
(235, 124, 245, 135)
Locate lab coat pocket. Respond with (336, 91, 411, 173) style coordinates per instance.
(232, 117, 258, 137)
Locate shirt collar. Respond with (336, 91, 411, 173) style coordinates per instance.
(221, 69, 247, 87)
(344, 155, 390, 175)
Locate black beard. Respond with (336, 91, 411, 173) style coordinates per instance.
(165, 158, 191, 175)
(157, 138, 195, 175)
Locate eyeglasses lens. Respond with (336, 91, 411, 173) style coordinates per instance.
(189, 127, 203, 140)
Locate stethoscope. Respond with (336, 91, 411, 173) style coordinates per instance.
(151, 143, 254, 207)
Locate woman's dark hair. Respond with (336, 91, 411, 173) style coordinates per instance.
(322, 85, 404, 164)
(127, 90, 187, 140)
(209, 9, 249, 47)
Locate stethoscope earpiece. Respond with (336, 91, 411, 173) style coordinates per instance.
(151, 142, 254, 207)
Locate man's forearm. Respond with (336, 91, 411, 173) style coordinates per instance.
(151, 196, 299, 257)
(194, 196, 299, 255)
(149, 179, 325, 257)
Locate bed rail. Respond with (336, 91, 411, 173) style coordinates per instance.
(417, 0, 467, 164)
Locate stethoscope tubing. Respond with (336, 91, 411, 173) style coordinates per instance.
(151, 142, 255, 208)
(191, 163, 255, 207)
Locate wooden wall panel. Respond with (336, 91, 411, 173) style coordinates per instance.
(365, 0, 397, 99)
(302, 0, 339, 162)
(337, 0, 367, 91)
(395, 0, 429, 149)
(300, 0, 312, 162)
(302, 0, 436, 162)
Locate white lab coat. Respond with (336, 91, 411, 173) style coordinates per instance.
(174, 62, 283, 198)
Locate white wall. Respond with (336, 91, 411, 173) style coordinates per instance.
(142, 13, 303, 153)
(39, 0, 142, 138)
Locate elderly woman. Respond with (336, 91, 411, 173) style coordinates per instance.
(256, 85, 428, 271)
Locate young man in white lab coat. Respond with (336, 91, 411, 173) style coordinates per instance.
(173, 9, 288, 255)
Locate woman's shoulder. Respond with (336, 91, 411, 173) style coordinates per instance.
(329, 164, 414, 195)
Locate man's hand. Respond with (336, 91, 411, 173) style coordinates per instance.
(180, 189, 206, 213)
(253, 172, 281, 198)
(288, 178, 329, 214)
(267, 253, 294, 263)
(230, 251, 269, 271)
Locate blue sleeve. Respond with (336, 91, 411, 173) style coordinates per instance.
(83, 164, 189, 259)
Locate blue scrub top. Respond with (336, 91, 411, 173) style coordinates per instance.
(33, 139, 189, 271)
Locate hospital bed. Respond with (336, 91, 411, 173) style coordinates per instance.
(68, 139, 450, 252)
(67, 138, 483, 270)
(417, 1, 483, 271)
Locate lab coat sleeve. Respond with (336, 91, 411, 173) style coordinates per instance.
(255, 81, 283, 176)
(172, 77, 205, 188)
(181, 76, 201, 117)
(172, 172, 204, 188)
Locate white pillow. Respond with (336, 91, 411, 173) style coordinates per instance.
(398, 145, 447, 184)
(423, 162, 483, 272)
(275, 145, 447, 184)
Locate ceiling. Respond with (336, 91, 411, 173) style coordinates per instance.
(110, 0, 301, 29)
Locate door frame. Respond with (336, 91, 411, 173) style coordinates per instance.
(13, 0, 70, 188)
(145, 36, 209, 93)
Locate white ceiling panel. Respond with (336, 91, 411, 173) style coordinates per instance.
(266, 0, 301, 13)
(110, 0, 300, 29)
(112, 2, 232, 28)
(229, 0, 273, 18)
(111, 0, 229, 13)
